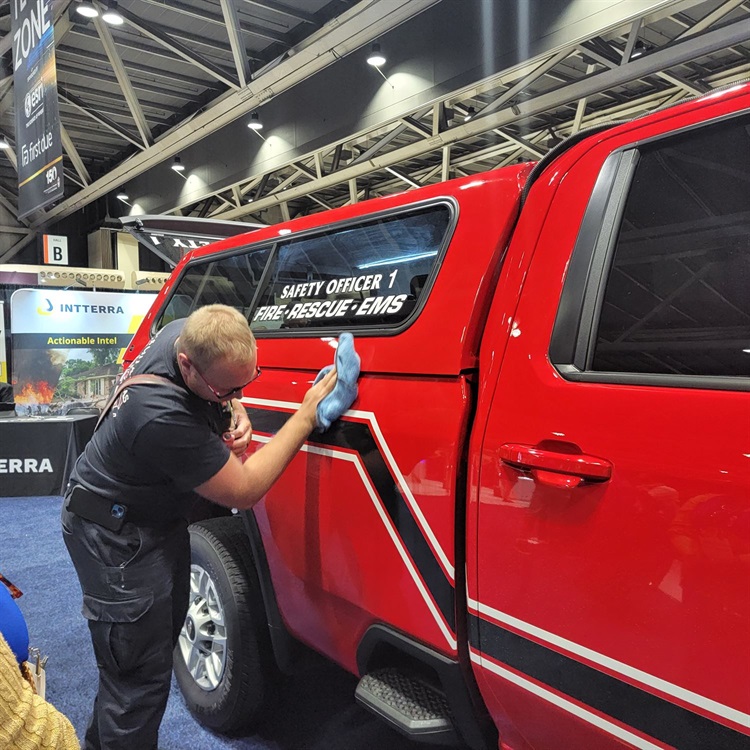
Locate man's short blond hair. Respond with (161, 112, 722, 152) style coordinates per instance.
(178, 304, 256, 370)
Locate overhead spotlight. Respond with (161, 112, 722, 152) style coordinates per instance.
(0, 136, 9, 149)
(171, 156, 185, 172)
(367, 43, 386, 68)
(101, 1, 124, 25)
(630, 40, 649, 59)
(464, 106, 475, 122)
(116, 192, 129, 201)
(76, 1, 98, 18)
(247, 112, 263, 130)
(511, 102, 521, 116)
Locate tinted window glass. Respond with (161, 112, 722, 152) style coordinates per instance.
(592, 115, 750, 377)
(250, 205, 451, 332)
(157, 246, 271, 329)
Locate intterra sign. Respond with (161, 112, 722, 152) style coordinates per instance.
(10, 289, 156, 410)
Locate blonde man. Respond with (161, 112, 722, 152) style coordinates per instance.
(62, 304, 336, 750)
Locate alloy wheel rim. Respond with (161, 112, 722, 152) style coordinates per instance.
(178, 563, 227, 691)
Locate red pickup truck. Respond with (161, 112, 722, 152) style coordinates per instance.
(125, 82, 750, 750)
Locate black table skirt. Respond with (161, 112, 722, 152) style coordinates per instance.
(0, 414, 97, 497)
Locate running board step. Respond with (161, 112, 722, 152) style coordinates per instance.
(355, 668, 459, 745)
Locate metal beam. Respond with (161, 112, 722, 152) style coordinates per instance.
(240, 0, 317, 25)
(477, 48, 574, 119)
(117, 6, 241, 90)
(60, 124, 91, 185)
(59, 88, 145, 150)
(33, 0, 441, 226)
(674, 0, 749, 40)
(0, 231, 37, 263)
(220, 0, 252, 87)
(93, 16, 154, 146)
(56, 61, 202, 101)
(56, 44, 218, 90)
(140, 0, 288, 45)
(210, 16, 750, 221)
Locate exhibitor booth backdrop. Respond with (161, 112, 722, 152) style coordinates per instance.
(1, 289, 156, 496)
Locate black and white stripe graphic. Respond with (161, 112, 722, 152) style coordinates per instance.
(247, 405, 456, 633)
(245, 402, 749, 750)
(470, 615, 749, 749)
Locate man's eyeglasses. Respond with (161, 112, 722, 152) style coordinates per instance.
(189, 360, 261, 400)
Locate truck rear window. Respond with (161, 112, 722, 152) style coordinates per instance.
(157, 203, 452, 334)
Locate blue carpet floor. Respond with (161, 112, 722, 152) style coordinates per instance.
(1, 495, 444, 750)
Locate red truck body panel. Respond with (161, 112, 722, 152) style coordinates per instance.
(126, 82, 750, 750)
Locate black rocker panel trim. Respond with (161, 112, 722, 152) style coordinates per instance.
(469, 614, 749, 750)
(247, 406, 456, 632)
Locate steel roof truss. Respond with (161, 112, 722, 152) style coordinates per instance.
(59, 88, 145, 150)
(93, 16, 154, 147)
(220, 0, 253, 87)
(117, 5, 241, 89)
(60, 124, 91, 186)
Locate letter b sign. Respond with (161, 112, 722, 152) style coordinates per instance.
(43, 234, 68, 265)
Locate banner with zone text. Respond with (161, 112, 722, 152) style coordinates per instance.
(11, 0, 64, 219)
(10, 289, 156, 413)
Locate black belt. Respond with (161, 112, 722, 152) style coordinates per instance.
(65, 484, 175, 531)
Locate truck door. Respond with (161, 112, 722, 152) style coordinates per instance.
(472, 102, 750, 749)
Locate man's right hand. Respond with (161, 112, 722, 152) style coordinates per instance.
(298, 367, 338, 427)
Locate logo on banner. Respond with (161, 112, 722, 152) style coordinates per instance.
(0, 458, 53, 474)
(36, 298, 53, 316)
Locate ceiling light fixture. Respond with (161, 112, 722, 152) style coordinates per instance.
(171, 156, 185, 172)
(101, 1, 124, 25)
(464, 106, 475, 122)
(116, 192, 129, 201)
(76, 1, 98, 18)
(630, 40, 649, 59)
(367, 43, 386, 68)
(247, 112, 263, 131)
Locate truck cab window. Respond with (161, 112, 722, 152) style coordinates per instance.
(592, 115, 750, 378)
(250, 204, 452, 332)
(157, 247, 272, 330)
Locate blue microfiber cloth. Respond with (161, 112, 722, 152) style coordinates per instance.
(313, 332, 360, 431)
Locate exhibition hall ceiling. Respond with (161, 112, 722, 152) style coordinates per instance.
(0, 0, 749, 260)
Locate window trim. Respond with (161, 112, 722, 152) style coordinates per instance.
(152, 197, 459, 339)
(550, 125, 750, 393)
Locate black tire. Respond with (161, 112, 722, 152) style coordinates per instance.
(173, 516, 278, 732)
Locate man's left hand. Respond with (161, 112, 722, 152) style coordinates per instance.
(223, 400, 253, 456)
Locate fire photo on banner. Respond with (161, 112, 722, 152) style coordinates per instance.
(10, 289, 156, 414)
(10, 0, 64, 218)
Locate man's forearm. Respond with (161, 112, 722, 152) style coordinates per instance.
(235, 407, 316, 507)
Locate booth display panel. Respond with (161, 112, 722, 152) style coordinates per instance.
(0, 414, 96, 497)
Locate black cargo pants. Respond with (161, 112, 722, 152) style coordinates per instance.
(61, 500, 190, 750)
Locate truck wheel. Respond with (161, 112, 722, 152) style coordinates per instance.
(173, 516, 277, 732)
